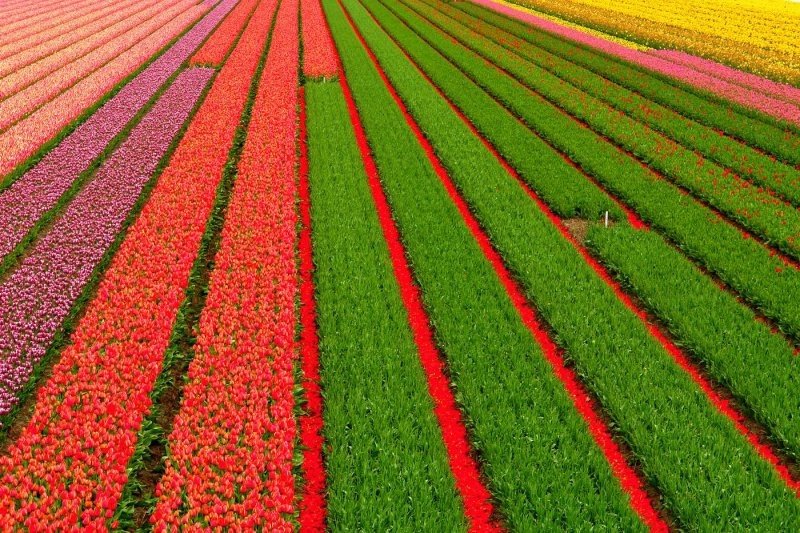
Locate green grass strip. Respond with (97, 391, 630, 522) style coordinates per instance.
(427, 0, 800, 209)
(375, 0, 800, 345)
(455, 1, 800, 166)
(348, 0, 800, 527)
(586, 224, 800, 458)
(324, 0, 653, 528)
(403, 0, 800, 260)
(306, 80, 467, 531)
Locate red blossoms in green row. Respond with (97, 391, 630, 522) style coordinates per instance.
(151, 0, 300, 528)
(0, 0, 279, 527)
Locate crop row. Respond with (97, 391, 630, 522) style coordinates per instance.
(151, 0, 299, 527)
(301, 0, 339, 78)
(375, 0, 800, 461)
(458, 1, 800, 167)
(0, 0, 106, 46)
(344, 0, 800, 527)
(305, 79, 471, 530)
(0, 3, 208, 177)
(0, 0, 197, 131)
(326, 0, 662, 527)
(471, 0, 800, 126)
(427, 0, 800, 209)
(190, 0, 260, 66)
(0, 0, 237, 268)
(0, 0, 164, 93)
(0, 0, 279, 526)
(404, 0, 800, 261)
(503, 0, 800, 87)
(379, 0, 800, 345)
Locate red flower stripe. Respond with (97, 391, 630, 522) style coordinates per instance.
(301, 0, 339, 78)
(190, 0, 261, 66)
(151, 0, 300, 528)
(297, 88, 327, 532)
(0, 0, 280, 527)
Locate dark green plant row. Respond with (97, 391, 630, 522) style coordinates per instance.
(325, 0, 653, 528)
(376, 0, 800, 345)
(336, 0, 800, 527)
(402, 0, 800, 260)
(305, 80, 468, 531)
(424, 0, 800, 210)
(586, 224, 800, 457)
(456, 1, 800, 164)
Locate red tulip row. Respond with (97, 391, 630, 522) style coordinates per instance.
(190, 0, 261, 66)
(301, 0, 339, 78)
(151, 0, 300, 529)
(0, 0, 280, 527)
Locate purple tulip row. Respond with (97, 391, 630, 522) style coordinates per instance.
(0, 67, 214, 420)
(0, 0, 238, 262)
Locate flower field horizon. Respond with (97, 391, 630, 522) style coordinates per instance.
(1, 0, 799, 529)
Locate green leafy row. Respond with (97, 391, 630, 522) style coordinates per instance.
(403, 0, 800, 260)
(426, 0, 800, 209)
(586, 224, 800, 458)
(306, 82, 466, 531)
(324, 0, 650, 528)
(456, 1, 800, 167)
(376, 0, 800, 344)
(306, 80, 467, 531)
(338, 0, 800, 527)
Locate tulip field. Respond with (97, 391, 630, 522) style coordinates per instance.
(1, 0, 800, 530)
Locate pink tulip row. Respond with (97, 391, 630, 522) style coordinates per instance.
(0, 2, 207, 176)
(472, 0, 800, 126)
(649, 49, 800, 108)
(0, 0, 167, 98)
(0, 0, 196, 131)
(0, 0, 82, 21)
(301, 0, 338, 78)
(0, 1, 279, 527)
(0, 0, 142, 63)
(0, 0, 105, 48)
(0, 0, 157, 77)
(152, 0, 299, 527)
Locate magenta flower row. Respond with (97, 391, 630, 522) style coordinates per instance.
(0, 67, 214, 420)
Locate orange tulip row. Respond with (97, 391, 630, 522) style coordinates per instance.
(301, 0, 339, 78)
(190, 0, 261, 67)
(152, 0, 300, 528)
